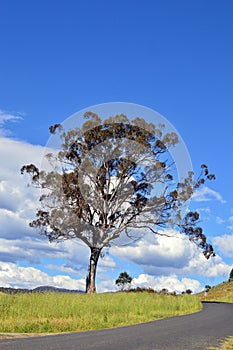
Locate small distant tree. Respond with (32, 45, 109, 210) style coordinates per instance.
(229, 268, 233, 282)
(205, 285, 212, 292)
(185, 289, 193, 295)
(115, 272, 133, 291)
(160, 288, 169, 294)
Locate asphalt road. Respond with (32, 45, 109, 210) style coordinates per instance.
(0, 302, 233, 350)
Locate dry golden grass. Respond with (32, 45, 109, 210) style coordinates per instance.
(0, 333, 58, 340)
(197, 281, 233, 303)
(210, 337, 233, 350)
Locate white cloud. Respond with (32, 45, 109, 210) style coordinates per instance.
(0, 137, 47, 220)
(131, 274, 201, 294)
(186, 253, 230, 277)
(0, 209, 35, 240)
(0, 137, 45, 178)
(46, 264, 86, 277)
(112, 231, 194, 271)
(0, 237, 67, 264)
(0, 110, 23, 124)
(92, 272, 203, 294)
(214, 234, 233, 258)
(45, 247, 117, 278)
(0, 110, 23, 136)
(97, 279, 118, 293)
(0, 135, 231, 292)
(111, 231, 231, 279)
(98, 254, 117, 269)
(0, 137, 84, 266)
(192, 186, 226, 204)
(0, 262, 85, 290)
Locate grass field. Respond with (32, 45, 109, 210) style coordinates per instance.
(0, 292, 202, 334)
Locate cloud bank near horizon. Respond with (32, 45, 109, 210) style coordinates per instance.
(0, 133, 231, 292)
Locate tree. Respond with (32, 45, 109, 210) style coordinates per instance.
(115, 272, 133, 291)
(185, 289, 193, 295)
(21, 112, 215, 293)
(229, 268, 233, 282)
(205, 285, 212, 292)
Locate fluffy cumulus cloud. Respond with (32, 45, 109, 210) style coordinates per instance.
(0, 133, 231, 291)
(97, 273, 202, 294)
(131, 274, 201, 294)
(0, 237, 67, 264)
(0, 137, 85, 273)
(192, 186, 226, 204)
(0, 134, 117, 290)
(112, 231, 192, 270)
(0, 137, 50, 248)
(0, 262, 85, 290)
(111, 231, 231, 279)
(0, 137, 45, 219)
(214, 234, 233, 258)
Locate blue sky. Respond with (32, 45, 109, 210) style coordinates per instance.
(0, 0, 233, 293)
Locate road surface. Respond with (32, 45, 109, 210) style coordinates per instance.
(0, 302, 233, 350)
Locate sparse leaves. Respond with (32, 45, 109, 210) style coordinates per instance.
(21, 113, 216, 292)
(49, 123, 62, 134)
(21, 164, 40, 183)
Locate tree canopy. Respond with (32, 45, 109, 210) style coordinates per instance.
(115, 272, 133, 291)
(21, 112, 215, 293)
(229, 268, 233, 282)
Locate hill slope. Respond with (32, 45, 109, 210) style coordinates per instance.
(198, 281, 233, 303)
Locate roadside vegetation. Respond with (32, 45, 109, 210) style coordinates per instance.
(210, 337, 233, 350)
(199, 281, 233, 303)
(0, 291, 201, 334)
(201, 280, 233, 350)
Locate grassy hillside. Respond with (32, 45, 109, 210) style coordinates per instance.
(198, 281, 233, 303)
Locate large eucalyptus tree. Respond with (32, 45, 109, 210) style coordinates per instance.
(21, 112, 215, 293)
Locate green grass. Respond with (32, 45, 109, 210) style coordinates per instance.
(0, 292, 202, 334)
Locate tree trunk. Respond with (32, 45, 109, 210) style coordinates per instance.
(86, 247, 101, 293)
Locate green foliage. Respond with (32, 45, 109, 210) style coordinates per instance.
(205, 285, 212, 292)
(0, 292, 202, 333)
(185, 289, 193, 295)
(115, 272, 133, 290)
(228, 268, 233, 282)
